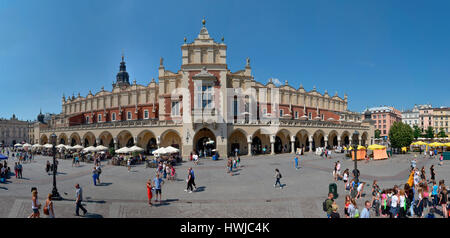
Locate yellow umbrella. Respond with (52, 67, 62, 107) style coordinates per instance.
(429, 142, 444, 147)
(348, 145, 366, 150)
(444, 142, 450, 147)
(368, 144, 386, 150)
(411, 141, 427, 146)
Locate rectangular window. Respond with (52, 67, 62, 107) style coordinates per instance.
(144, 110, 149, 119)
(171, 102, 180, 116)
(383, 130, 386, 134)
(127, 111, 132, 120)
(86, 116, 89, 124)
(280, 109, 283, 117)
(321, 114, 324, 120)
(262, 108, 267, 115)
(308, 112, 312, 120)
(295, 111, 298, 119)
(98, 114, 102, 122)
(112, 113, 116, 121)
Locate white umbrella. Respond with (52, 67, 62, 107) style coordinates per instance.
(32, 144, 43, 148)
(43, 144, 53, 149)
(22, 143, 32, 148)
(83, 146, 97, 152)
(129, 145, 144, 152)
(72, 145, 84, 150)
(64, 145, 73, 150)
(55, 144, 66, 149)
(152, 147, 167, 155)
(165, 146, 180, 154)
(115, 147, 131, 154)
(14, 143, 23, 147)
(95, 145, 109, 151)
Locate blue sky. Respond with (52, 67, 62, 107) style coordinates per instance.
(1, 0, 449, 121)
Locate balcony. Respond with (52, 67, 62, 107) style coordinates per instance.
(41, 119, 181, 132)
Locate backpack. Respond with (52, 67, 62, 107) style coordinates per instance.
(323, 199, 329, 212)
(279, 173, 282, 178)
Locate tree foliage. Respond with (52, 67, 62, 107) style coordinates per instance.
(438, 128, 447, 138)
(374, 129, 381, 139)
(388, 121, 414, 148)
(413, 125, 421, 139)
(425, 126, 434, 139)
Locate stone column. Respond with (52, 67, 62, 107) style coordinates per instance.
(309, 135, 313, 152)
(96, 138, 101, 146)
(324, 136, 328, 148)
(113, 137, 118, 150)
(270, 135, 275, 155)
(248, 141, 252, 156)
(134, 136, 138, 146)
(337, 136, 341, 147)
(358, 136, 362, 146)
(291, 136, 295, 154)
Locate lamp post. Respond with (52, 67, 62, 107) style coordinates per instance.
(352, 130, 360, 184)
(50, 133, 62, 200)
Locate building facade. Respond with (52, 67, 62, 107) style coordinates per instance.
(419, 106, 434, 133)
(0, 114, 29, 146)
(432, 107, 450, 137)
(367, 106, 402, 139)
(36, 20, 374, 158)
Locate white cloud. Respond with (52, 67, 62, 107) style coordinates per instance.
(270, 78, 282, 86)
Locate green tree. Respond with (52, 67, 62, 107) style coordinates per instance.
(438, 128, 447, 138)
(425, 126, 434, 138)
(374, 129, 381, 139)
(388, 121, 414, 149)
(413, 125, 421, 139)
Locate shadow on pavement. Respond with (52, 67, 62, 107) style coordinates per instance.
(82, 213, 104, 218)
(0, 187, 8, 190)
(96, 182, 112, 186)
(195, 186, 206, 192)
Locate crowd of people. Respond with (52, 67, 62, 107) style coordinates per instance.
(324, 156, 449, 218)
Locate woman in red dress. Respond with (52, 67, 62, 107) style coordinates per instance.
(147, 179, 153, 206)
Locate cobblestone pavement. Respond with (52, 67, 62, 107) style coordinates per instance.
(0, 152, 448, 218)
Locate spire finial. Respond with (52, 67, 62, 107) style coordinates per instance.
(184, 37, 187, 43)
(202, 17, 206, 26)
(121, 49, 124, 62)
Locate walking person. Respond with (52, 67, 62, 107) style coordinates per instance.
(344, 195, 351, 218)
(153, 173, 164, 203)
(324, 192, 334, 218)
(185, 168, 194, 193)
(17, 162, 23, 179)
(438, 185, 448, 218)
(294, 156, 299, 170)
(390, 189, 399, 218)
(44, 193, 55, 218)
(146, 179, 153, 206)
(127, 158, 132, 172)
(348, 198, 359, 218)
(14, 162, 18, 179)
(28, 190, 41, 218)
(189, 167, 196, 190)
(430, 165, 435, 183)
(96, 165, 101, 184)
(75, 184, 87, 216)
(274, 168, 282, 188)
(360, 201, 371, 218)
(92, 167, 98, 186)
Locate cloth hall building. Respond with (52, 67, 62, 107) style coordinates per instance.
(35, 20, 375, 158)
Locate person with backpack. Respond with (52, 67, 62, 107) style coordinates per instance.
(274, 168, 282, 188)
(324, 192, 334, 218)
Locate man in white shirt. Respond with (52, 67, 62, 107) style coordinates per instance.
(360, 201, 371, 218)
